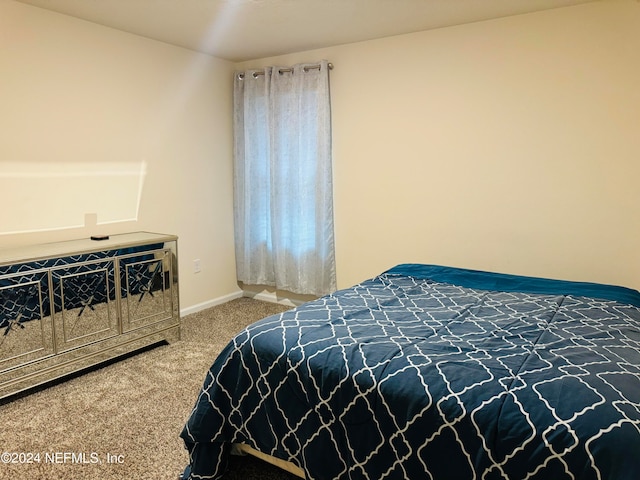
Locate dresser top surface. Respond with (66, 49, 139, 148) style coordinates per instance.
(0, 232, 177, 265)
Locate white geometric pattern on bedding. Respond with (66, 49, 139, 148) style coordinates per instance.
(181, 268, 640, 480)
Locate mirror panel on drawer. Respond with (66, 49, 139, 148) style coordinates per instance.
(119, 246, 175, 333)
(51, 259, 119, 352)
(0, 269, 54, 372)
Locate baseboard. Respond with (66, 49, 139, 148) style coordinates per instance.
(180, 288, 313, 317)
(180, 291, 243, 317)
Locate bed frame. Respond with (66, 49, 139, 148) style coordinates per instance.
(232, 443, 305, 478)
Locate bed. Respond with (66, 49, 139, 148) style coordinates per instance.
(180, 264, 640, 480)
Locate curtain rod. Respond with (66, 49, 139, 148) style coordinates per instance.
(238, 62, 333, 80)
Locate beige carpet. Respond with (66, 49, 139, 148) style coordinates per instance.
(0, 298, 302, 480)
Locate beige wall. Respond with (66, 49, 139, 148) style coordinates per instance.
(238, 0, 640, 291)
(2, 0, 640, 313)
(0, 0, 240, 311)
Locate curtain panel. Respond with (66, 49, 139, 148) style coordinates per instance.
(233, 60, 336, 296)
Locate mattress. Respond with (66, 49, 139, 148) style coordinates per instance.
(180, 264, 640, 479)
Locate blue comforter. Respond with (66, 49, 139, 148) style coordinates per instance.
(180, 265, 640, 479)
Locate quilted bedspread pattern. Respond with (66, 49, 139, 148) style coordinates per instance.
(181, 265, 640, 480)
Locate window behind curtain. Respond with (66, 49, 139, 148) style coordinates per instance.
(233, 61, 336, 296)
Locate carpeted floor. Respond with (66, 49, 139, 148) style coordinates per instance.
(0, 298, 302, 480)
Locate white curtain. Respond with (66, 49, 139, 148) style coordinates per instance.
(233, 60, 336, 296)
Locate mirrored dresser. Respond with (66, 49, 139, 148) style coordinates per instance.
(0, 232, 179, 401)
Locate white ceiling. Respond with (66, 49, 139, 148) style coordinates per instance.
(16, 0, 598, 62)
